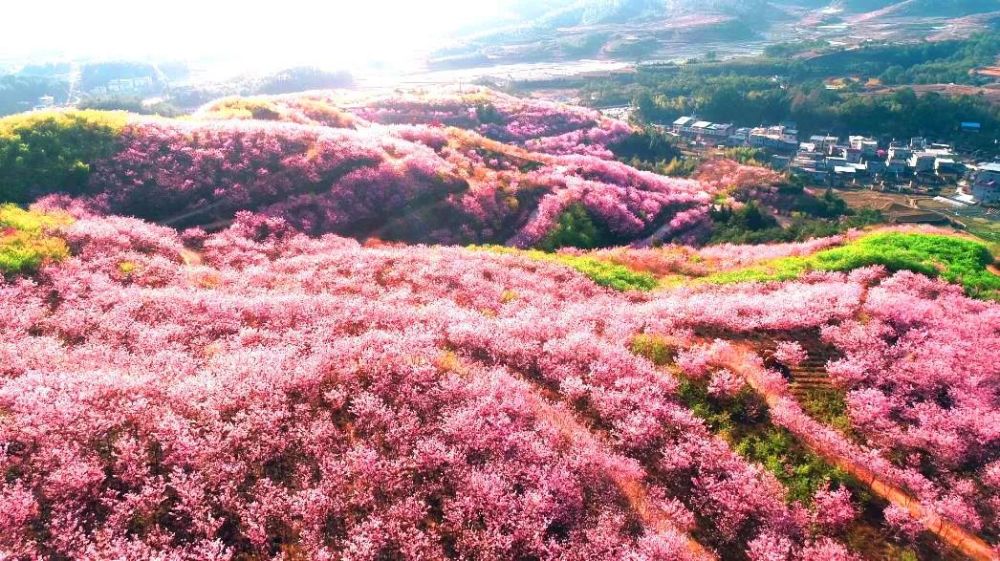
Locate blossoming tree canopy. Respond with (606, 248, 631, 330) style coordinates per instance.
(0, 89, 725, 248)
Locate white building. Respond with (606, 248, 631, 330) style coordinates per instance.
(887, 146, 913, 162)
(672, 116, 695, 130)
(849, 135, 878, 156)
(908, 152, 937, 174)
(935, 159, 962, 176)
(809, 135, 839, 152)
(672, 117, 734, 140)
(750, 125, 798, 151)
(972, 163, 1000, 205)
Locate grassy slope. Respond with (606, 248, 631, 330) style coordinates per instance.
(703, 232, 1000, 299)
(474, 246, 660, 292)
(0, 110, 127, 203)
(0, 204, 71, 275)
(484, 230, 1000, 300)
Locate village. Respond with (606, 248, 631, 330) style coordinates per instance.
(661, 114, 1000, 233)
(669, 115, 997, 202)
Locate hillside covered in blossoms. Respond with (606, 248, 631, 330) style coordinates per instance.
(1, 88, 999, 561)
(0, 88, 798, 250)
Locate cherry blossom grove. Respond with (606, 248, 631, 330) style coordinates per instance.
(17, 89, 715, 248)
(1, 89, 998, 561)
(2, 208, 998, 560)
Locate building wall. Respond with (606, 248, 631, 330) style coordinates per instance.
(972, 170, 1000, 204)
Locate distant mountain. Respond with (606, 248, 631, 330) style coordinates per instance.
(485, 0, 778, 28)
(493, 0, 999, 28)
(840, 0, 1000, 17)
(435, 0, 777, 68)
(434, 0, 999, 70)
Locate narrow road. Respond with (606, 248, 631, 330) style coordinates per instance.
(716, 343, 999, 561)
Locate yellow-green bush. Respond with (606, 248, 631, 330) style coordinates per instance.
(703, 232, 1000, 300)
(0, 110, 127, 203)
(0, 204, 71, 275)
(203, 98, 283, 121)
(473, 245, 658, 292)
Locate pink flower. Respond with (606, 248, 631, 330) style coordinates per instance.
(812, 485, 857, 532)
(773, 341, 807, 367)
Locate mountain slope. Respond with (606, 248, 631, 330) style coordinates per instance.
(844, 0, 1000, 17)
(0, 90, 729, 248)
(434, 0, 999, 68)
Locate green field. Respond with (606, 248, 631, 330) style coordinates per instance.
(0, 204, 71, 275)
(704, 232, 1000, 300)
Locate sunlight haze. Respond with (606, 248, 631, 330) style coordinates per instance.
(1, 0, 507, 69)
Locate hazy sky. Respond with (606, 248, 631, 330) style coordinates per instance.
(2, 0, 509, 69)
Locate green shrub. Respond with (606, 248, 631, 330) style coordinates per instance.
(474, 103, 505, 126)
(560, 254, 658, 291)
(735, 426, 850, 504)
(674, 370, 850, 504)
(720, 147, 765, 165)
(473, 245, 658, 292)
(709, 201, 782, 244)
(205, 98, 283, 121)
(661, 157, 700, 177)
(816, 232, 998, 297)
(0, 204, 71, 275)
(630, 337, 855, 505)
(799, 389, 855, 437)
(629, 334, 678, 366)
(704, 232, 1000, 300)
(539, 203, 613, 252)
(0, 110, 126, 203)
(608, 126, 682, 169)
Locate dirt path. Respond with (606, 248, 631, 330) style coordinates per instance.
(531, 399, 714, 560)
(450, 129, 556, 168)
(442, 353, 716, 561)
(717, 343, 998, 561)
(180, 249, 203, 267)
(850, 0, 918, 23)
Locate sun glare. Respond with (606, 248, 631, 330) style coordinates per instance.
(1, 0, 506, 72)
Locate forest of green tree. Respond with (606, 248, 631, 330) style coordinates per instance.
(563, 30, 1000, 153)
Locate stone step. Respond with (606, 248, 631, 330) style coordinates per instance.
(791, 388, 836, 397)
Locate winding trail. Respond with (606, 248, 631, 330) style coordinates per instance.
(443, 353, 717, 561)
(180, 249, 203, 267)
(713, 343, 999, 561)
(850, 0, 918, 23)
(449, 129, 556, 168)
(162, 199, 231, 228)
